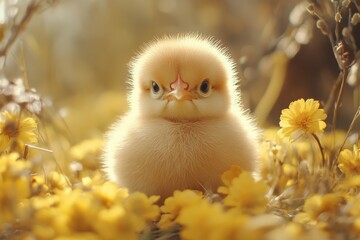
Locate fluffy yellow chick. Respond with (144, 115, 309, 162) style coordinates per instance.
(102, 35, 260, 199)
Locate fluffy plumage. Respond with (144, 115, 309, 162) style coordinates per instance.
(102, 35, 260, 199)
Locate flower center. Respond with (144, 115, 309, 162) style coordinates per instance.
(2, 121, 19, 138)
(295, 113, 310, 131)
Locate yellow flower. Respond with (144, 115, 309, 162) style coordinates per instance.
(177, 200, 225, 240)
(32, 190, 98, 239)
(294, 194, 342, 228)
(222, 172, 269, 215)
(303, 194, 342, 218)
(32, 187, 151, 240)
(93, 188, 156, 239)
(335, 175, 360, 192)
(338, 145, 360, 177)
(0, 153, 31, 228)
(0, 111, 37, 153)
(217, 165, 243, 195)
(258, 129, 288, 182)
(70, 138, 103, 169)
(266, 222, 329, 240)
(78, 171, 107, 190)
(177, 200, 256, 240)
(278, 99, 327, 138)
(47, 171, 70, 193)
(95, 205, 138, 240)
(159, 190, 203, 229)
(122, 192, 160, 232)
(66, 191, 100, 234)
(347, 195, 360, 233)
(348, 195, 360, 217)
(92, 181, 128, 207)
(31, 175, 49, 196)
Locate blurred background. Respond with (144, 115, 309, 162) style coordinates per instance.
(3, 0, 358, 142)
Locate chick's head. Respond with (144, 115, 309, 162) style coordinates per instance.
(128, 35, 240, 121)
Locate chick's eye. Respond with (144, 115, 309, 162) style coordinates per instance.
(152, 81, 160, 93)
(198, 79, 211, 97)
(200, 80, 209, 93)
(150, 81, 163, 99)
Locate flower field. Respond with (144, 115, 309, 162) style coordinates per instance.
(1, 0, 360, 239)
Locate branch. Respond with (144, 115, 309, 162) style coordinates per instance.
(0, 0, 58, 58)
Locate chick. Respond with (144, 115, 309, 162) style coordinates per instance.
(102, 35, 260, 199)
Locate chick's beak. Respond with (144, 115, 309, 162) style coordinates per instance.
(165, 75, 197, 101)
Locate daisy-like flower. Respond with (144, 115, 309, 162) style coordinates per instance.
(218, 165, 243, 195)
(338, 145, 360, 177)
(92, 181, 129, 207)
(158, 190, 203, 229)
(177, 200, 255, 240)
(95, 205, 138, 240)
(222, 172, 269, 215)
(177, 200, 227, 240)
(278, 99, 327, 139)
(122, 192, 160, 232)
(0, 111, 38, 153)
(293, 193, 342, 228)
